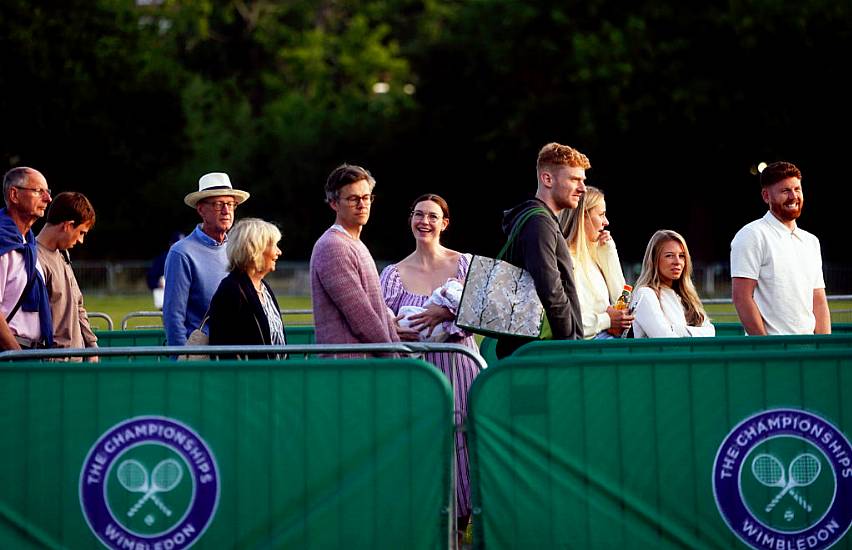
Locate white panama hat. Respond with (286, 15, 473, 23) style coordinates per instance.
(184, 172, 250, 208)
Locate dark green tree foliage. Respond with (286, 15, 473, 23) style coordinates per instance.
(408, 0, 850, 262)
(0, 0, 186, 255)
(1, 0, 849, 266)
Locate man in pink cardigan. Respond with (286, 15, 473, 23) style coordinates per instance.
(310, 164, 400, 352)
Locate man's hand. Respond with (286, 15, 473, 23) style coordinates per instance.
(0, 318, 23, 351)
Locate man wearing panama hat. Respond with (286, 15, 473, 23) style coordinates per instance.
(163, 173, 250, 346)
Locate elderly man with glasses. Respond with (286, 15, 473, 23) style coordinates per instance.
(0, 167, 54, 350)
(309, 163, 399, 354)
(163, 172, 250, 346)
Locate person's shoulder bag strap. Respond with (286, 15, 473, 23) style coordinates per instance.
(496, 207, 550, 261)
(5, 271, 36, 324)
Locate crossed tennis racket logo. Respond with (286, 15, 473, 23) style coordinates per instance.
(116, 458, 184, 517)
(751, 453, 821, 513)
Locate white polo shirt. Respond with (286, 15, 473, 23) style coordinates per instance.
(730, 211, 825, 335)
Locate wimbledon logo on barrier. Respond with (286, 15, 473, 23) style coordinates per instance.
(713, 408, 852, 550)
(80, 416, 219, 550)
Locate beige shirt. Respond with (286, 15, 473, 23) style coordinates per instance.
(36, 242, 98, 350)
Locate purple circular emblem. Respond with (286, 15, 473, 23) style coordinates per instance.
(79, 416, 219, 549)
(713, 408, 852, 550)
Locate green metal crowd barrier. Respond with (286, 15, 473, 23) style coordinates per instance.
(97, 329, 166, 348)
(0, 357, 453, 549)
(478, 322, 852, 366)
(513, 333, 852, 358)
(467, 349, 852, 549)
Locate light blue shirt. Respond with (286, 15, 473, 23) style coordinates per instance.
(163, 225, 229, 345)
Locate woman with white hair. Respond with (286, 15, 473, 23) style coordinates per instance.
(632, 229, 715, 338)
(562, 186, 633, 338)
(207, 218, 285, 350)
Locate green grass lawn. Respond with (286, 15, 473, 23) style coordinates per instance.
(705, 299, 852, 323)
(82, 294, 851, 331)
(84, 293, 313, 330)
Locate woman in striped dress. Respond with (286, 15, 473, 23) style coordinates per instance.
(379, 193, 481, 541)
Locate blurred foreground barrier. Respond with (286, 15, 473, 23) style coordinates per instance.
(478, 322, 852, 366)
(467, 349, 852, 549)
(95, 325, 316, 357)
(0, 355, 455, 549)
(513, 332, 852, 358)
(702, 322, 852, 337)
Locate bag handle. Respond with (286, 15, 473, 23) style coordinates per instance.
(194, 306, 211, 334)
(496, 207, 550, 261)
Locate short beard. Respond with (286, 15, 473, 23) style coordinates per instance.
(770, 202, 802, 222)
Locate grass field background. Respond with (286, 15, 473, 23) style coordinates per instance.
(84, 294, 313, 330)
(83, 294, 851, 331)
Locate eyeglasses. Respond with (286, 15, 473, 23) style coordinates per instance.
(411, 210, 443, 223)
(203, 200, 238, 211)
(342, 194, 375, 206)
(14, 186, 51, 197)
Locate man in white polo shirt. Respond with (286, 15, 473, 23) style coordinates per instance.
(0, 167, 54, 350)
(730, 161, 830, 335)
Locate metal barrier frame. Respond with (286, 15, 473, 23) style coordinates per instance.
(86, 311, 114, 330)
(0, 342, 484, 367)
(0, 341, 484, 550)
(119, 309, 314, 329)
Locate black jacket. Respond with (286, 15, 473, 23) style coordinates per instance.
(496, 199, 583, 358)
(207, 270, 282, 354)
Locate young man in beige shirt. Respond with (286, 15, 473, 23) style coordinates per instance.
(36, 191, 98, 360)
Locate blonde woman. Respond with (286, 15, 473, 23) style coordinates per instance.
(207, 218, 285, 350)
(632, 230, 715, 338)
(562, 186, 633, 339)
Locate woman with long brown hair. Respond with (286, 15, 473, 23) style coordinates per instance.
(379, 193, 479, 542)
(632, 229, 715, 337)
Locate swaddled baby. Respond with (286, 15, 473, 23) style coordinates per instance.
(396, 279, 464, 342)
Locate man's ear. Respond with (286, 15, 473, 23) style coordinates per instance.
(329, 199, 339, 213)
(539, 171, 553, 189)
(761, 187, 769, 205)
(62, 220, 76, 233)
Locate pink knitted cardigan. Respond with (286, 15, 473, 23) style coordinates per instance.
(310, 228, 399, 346)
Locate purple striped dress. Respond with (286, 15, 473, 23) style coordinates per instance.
(379, 253, 480, 519)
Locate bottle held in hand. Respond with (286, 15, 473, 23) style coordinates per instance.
(614, 284, 633, 311)
(614, 284, 633, 338)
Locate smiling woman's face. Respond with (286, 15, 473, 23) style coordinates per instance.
(410, 200, 448, 241)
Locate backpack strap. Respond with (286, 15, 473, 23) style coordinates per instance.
(496, 207, 550, 261)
